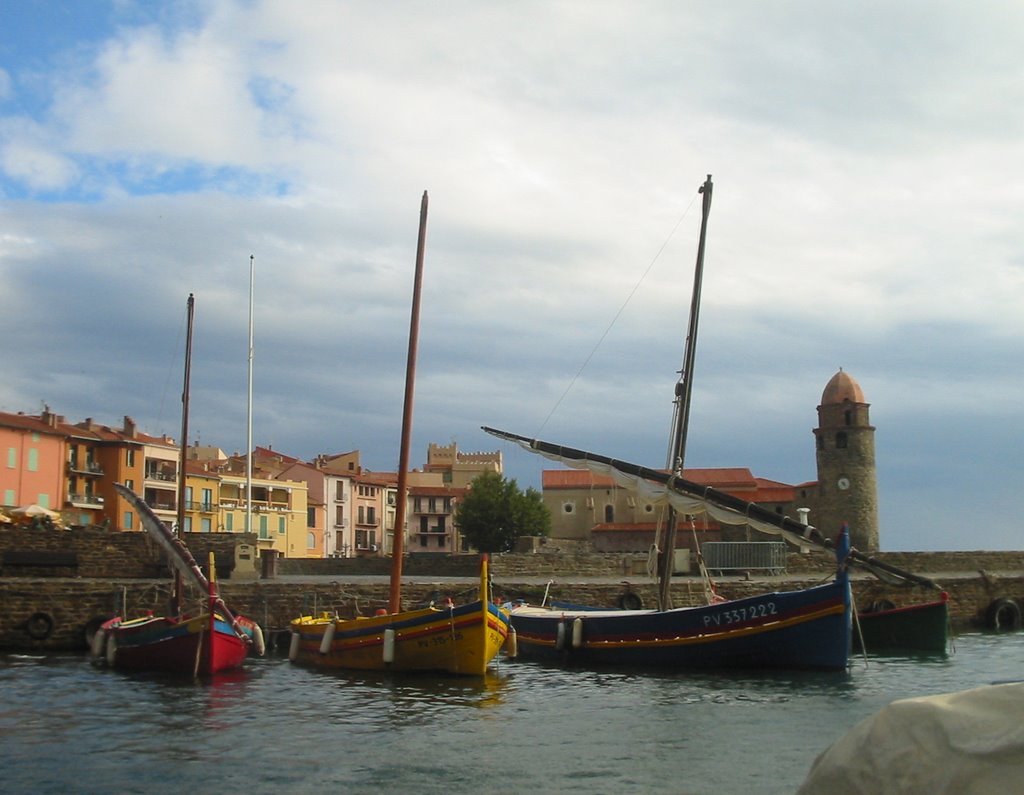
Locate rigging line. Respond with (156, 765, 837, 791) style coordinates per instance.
(534, 190, 702, 438)
(155, 300, 190, 435)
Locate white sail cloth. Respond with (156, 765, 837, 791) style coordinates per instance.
(798, 682, 1024, 795)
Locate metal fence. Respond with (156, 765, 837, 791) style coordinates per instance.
(702, 542, 788, 575)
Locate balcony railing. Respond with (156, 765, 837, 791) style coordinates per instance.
(144, 470, 177, 483)
(414, 503, 453, 515)
(67, 461, 105, 476)
(67, 493, 105, 506)
(213, 499, 290, 512)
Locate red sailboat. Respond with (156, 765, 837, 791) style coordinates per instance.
(91, 294, 264, 675)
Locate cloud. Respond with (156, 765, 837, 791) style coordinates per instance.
(1, 1, 1022, 550)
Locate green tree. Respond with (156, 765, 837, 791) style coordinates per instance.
(456, 471, 551, 553)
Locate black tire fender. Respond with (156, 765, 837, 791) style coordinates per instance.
(986, 598, 1021, 632)
(618, 592, 643, 611)
(24, 611, 55, 641)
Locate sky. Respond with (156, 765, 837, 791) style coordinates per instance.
(1, 1, 1021, 552)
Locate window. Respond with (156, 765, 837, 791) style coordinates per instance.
(27, 449, 38, 472)
(38, 494, 49, 508)
(182, 517, 192, 532)
(127, 449, 135, 466)
(367, 507, 376, 525)
(279, 517, 286, 534)
(604, 504, 614, 523)
(308, 507, 317, 527)
(844, 409, 853, 426)
(4, 489, 15, 506)
(124, 511, 134, 530)
(358, 506, 365, 524)
(259, 515, 268, 539)
(6, 448, 14, 468)
(307, 532, 316, 549)
(226, 513, 234, 532)
(201, 518, 211, 532)
(563, 502, 574, 514)
(201, 488, 213, 509)
(335, 505, 345, 526)
(836, 432, 848, 449)
(125, 479, 134, 491)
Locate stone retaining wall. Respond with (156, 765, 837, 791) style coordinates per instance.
(0, 525, 259, 578)
(6, 524, 1024, 582)
(4, 525, 1024, 652)
(4, 569, 1023, 653)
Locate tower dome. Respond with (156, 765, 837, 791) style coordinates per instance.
(821, 369, 865, 405)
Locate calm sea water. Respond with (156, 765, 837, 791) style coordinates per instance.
(2, 632, 1022, 795)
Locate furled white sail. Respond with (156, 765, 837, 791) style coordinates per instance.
(495, 430, 817, 547)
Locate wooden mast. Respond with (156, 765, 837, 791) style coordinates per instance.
(246, 256, 254, 540)
(174, 292, 195, 617)
(388, 191, 429, 613)
(657, 176, 713, 611)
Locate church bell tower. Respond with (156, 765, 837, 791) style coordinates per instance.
(812, 369, 880, 551)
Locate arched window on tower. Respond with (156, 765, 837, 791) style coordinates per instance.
(836, 431, 848, 449)
(844, 409, 853, 426)
(817, 434, 824, 451)
(604, 504, 614, 523)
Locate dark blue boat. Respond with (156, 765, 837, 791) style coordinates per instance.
(508, 554, 851, 671)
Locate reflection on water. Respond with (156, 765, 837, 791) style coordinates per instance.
(292, 666, 511, 728)
(1, 633, 1022, 795)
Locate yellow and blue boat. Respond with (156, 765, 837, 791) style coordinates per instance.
(289, 554, 510, 675)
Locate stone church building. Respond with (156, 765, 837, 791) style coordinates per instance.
(542, 369, 880, 553)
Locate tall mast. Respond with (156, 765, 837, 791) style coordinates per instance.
(388, 190, 429, 613)
(657, 175, 713, 611)
(174, 292, 195, 616)
(246, 255, 254, 537)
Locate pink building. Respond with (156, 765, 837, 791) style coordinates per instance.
(0, 411, 67, 512)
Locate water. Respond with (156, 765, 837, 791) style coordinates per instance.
(2, 633, 1021, 795)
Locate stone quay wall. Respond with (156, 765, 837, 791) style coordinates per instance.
(3, 525, 1024, 651)
(4, 569, 1023, 653)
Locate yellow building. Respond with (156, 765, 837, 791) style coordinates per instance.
(181, 464, 222, 534)
(217, 472, 309, 557)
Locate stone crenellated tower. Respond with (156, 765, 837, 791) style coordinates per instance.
(812, 369, 880, 551)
